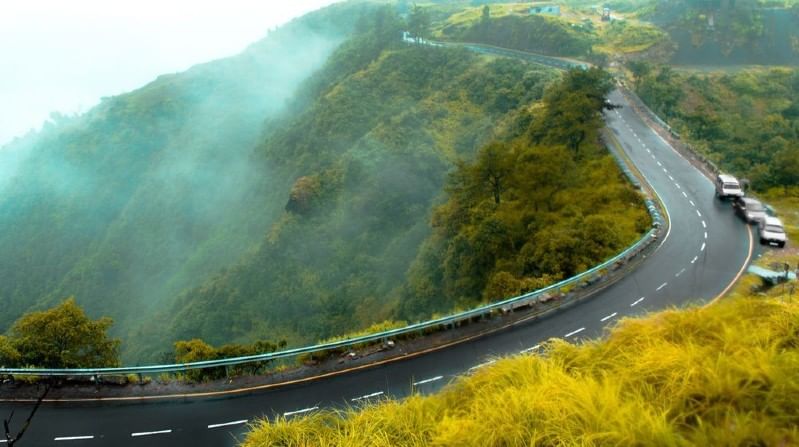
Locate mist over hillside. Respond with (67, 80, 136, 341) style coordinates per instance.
(0, 2, 368, 360)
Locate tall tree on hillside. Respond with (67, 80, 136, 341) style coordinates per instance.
(772, 146, 799, 193)
(5, 298, 120, 368)
(531, 68, 613, 155)
(408, 4, 431, 42)
(476, 142, 515, 205)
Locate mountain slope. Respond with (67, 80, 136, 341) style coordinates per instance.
(0, 2, 368, 359)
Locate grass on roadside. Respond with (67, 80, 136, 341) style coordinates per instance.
(243, 291, 799, 446)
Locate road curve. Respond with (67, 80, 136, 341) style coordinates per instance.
(0, 91, 753, 446)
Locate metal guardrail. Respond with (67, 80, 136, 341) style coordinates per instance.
(0, 41, 659, 378)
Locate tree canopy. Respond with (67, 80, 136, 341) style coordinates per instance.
(1, 298, 120, 368)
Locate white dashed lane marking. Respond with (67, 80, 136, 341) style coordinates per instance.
(351, 391, 384, 402)
(600, 312, 618, 322)
(284, 407, 319, 417)
(413, 376, 444, 386)
(631, 297, 645, 307)
(676, 268, 686, 277)
(701, 242, 706, 252)
(208, 420, 248, 429)
(54, 436, 95, 442)
(520, 345, 541, 354)
(469, 360, 496, 372)
(131, 430, 172, 437)
(564, 328, 585, 338)
(656, 282, 668, 291)
(691, 255, 698, 264)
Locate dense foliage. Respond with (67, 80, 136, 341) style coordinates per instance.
(243, 293, 799, 446)
(138, 28, 567, 359)
(441, 13, 596, 57)
(401, 68, 648, 318)
(0, 2, 648, 365)
(0, 298, 120, 368)
(632, 64, 799, 191)
(172, 338, 286, 382)
(0, 2, 375, 362)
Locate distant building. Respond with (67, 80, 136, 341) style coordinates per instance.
(601, 6, 611, 21)
(529, 3, 561, 16)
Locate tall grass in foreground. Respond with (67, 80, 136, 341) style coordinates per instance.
(243, 295, 799, 446)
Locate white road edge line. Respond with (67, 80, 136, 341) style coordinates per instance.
(54, 436, 95, 441)
(564, 327, 585, 338)
(657, 282, 668, 291)
(413, 375, 444, 386)
(131, 430, 172, 437)
(208, 420, 248, 429)
(631, 297, 645, 307)
(283, 407, 319, 417)
(600, 312, 618, 322)
(351, 391, 384, 402)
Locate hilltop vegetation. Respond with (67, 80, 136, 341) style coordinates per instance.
(631, 64, 799, 191)
(0, 2, 648, 365)
(243, 290, 799, 446)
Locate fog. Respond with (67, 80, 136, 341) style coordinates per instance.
(0, 0, 339, 148)
(0, 0, 361, 359)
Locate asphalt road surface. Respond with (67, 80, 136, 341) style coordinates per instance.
(1, 88, 754, 446)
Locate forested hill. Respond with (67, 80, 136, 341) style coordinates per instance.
(0, 2, 369, 360)
(1, 2, 648, 364)
(137, 30, 647, 360)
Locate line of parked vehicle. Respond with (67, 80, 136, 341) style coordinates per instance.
(714, 174, 787, 248)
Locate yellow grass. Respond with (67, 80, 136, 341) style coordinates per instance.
(243, 292, 799, 446)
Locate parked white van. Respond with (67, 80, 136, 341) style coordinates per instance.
(714, 174, 744, 200)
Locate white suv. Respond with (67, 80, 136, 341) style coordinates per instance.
(715, 174, 744, 199)
(758, 216, 787, 248)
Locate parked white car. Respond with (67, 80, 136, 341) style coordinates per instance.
(758, 216, 787, 248)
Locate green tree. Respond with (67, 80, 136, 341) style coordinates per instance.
(0, 335, 20, 366)
(475, 142, 515, 205)
(408, 4, 431, 42)
(7, 298, 120, 368)
(772, 146, 799, 194)
(481, 5, 491, 24)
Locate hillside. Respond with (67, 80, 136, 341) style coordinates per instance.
(0, 2, 370, 361)
(1, 2, 649, 365)
(243, 285, 799, 446)
(630, 65, 799, 191)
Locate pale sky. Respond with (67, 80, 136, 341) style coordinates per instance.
(0, 0, 340, 147)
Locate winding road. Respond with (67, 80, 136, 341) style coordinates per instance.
(0, 65, 754, 446)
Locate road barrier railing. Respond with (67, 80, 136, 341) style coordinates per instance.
(0, 42, 663, 379)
